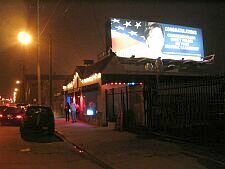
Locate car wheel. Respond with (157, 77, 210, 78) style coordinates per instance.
(20, 126, 24, 133)
(48, 128, 54, 136)
(48, 124, 55, 136)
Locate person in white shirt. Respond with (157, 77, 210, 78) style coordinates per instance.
(70, 102, 76, 123)
(144, 22, 165, 59)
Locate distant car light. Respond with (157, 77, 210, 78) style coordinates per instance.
(16, 115, 22, 119)
(0, 114, 3, 118)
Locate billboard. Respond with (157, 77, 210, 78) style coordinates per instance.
(110, 18, 204, 61)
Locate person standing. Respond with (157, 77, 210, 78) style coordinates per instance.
(64, 102, 70, 122)
(70, 101, 76, 123)
(75, 102, 80, 120)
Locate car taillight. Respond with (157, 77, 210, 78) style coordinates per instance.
(16, 115, 22, 119)
(0, 114, 3, 118)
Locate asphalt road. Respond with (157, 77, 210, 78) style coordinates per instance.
(0, 125, 103, 169)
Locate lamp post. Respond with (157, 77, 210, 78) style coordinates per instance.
(17, 31, 31, 103)
(37, 0, 41, 105)
(49, 34, 53, 107)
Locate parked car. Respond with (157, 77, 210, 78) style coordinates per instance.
(16, 103, 28, 110)
(0, 105, 7, 113)
(20, 105, 55, 135)
(0, 105, 8, 122)
(0, 106, 24, 126)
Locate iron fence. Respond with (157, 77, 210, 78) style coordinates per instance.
(106, 74, 225, 144)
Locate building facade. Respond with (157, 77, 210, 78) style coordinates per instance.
(63, 54, 215, 128)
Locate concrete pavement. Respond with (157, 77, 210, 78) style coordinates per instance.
(55, 118, 225, 169)
(0, 125, 103, 169)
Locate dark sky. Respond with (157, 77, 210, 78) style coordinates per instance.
(0, 0, 225, 98)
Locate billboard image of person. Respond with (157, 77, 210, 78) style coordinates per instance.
(109, 18, 204, 61)
(144, 22, 165, 59)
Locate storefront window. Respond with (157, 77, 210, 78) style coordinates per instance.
(86, 101, 96, 116)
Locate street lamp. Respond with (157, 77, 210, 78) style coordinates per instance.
(13, 91, 17, 103)
(15, 80, 21, 103)
(16, 80, 21, 84)
(17, 31, 31, 45)
(17, 31, 32, 103)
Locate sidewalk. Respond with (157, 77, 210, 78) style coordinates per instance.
(55, 118, 225, 169)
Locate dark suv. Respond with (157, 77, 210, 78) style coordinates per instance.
(20, 105, 55, 135)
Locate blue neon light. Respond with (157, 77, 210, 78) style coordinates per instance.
(87, 109, 94, 115)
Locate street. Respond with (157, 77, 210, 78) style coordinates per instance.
(1, 119, 225, 169)
(0, 125, 103, 169)
(0, 1, 224, 169)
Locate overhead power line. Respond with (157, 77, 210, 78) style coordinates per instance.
(40, 0, 62, 36)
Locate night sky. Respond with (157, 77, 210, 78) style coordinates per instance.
(0, 0, 224, 98)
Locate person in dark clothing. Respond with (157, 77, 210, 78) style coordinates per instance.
(64, 102, 70, 122)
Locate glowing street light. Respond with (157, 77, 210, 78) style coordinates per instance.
(14, 88, 19, 92)
(16, 80, 21, 84)
(13, 92, 17, 103)
(17, 31, 32, 45)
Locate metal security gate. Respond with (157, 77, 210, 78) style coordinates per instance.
(105, 74, 225, 144)
(106, 85, 145, 131)
(144, 74, 225, 144)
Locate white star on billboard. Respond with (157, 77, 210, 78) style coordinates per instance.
(135, 22, 141, 29)
(123, 21, 131, 27)
(112, 18, 120, 23)
(128, 31, 137, 36)
(116, 26, 125, 30)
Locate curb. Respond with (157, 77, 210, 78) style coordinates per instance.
(55, 130, 114, 169)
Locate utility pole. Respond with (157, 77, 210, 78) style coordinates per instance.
(49, 34, 53, 107)
(22, 46, 26, 103)
(37, 0, 41, 105)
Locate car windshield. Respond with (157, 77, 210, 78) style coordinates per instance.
(0, 106, 7, 111)
(26, 107, 51, 115)
(4, 107, 18, 114)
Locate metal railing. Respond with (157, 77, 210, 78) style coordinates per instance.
(106, 74, 225, 144)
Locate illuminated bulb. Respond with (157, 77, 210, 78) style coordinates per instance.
(17, 31, 31, 45)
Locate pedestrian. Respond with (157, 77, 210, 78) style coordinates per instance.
(64, 102, 70, 122)
(70, 102, 76, 123)
(75, 102, 80, 120)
